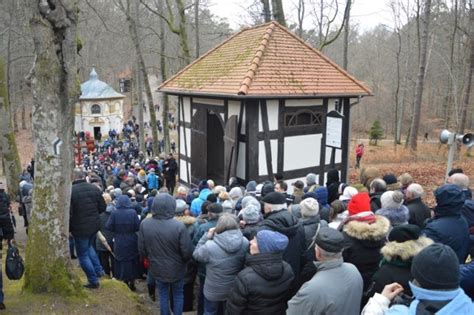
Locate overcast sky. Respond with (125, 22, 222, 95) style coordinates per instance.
(208, 0, 395, 32)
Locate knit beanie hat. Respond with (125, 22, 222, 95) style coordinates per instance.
(138, 169, 146, 176)
(411, 243, 460, 290)
(381, 191, 404, 209)
(348, 192, 371, 216)
(175, 199, 189, 215)
(207, 194, 217, 203)
(383, 174, 398, 185)
(241, 205, 260, 224)
(306, 173, 317, 186)
(339, 186, 359, 202)
(261, 182, 275, 197)
(300, 197, 319, 217)
(256, 230, 289, 254)
(229, 187, 243, 200)
(241, 196, 261, 212)
(388, 224, 421, 242)
(222, 200, 233, 213)
(208, 203, 223, 214)
(246, 181, 257, 194)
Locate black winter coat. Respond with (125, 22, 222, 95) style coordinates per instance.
(226, 252, 294, 315)
(406, 197, 431, 228)
(342, 215, 390, 292)
(96, 210, 114, 251)
(370, 191, 384, 212)
(137, 198, 193, 283)
(0, 191, 13, 240)
(261, 209, 305, 277)
(70, 180, 106, 237)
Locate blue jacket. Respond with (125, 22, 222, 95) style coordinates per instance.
(422, 184, 469, 263)
(190, 188, 212, 217)
(105, 196, 140, 261)
(147, 173, 159, 190)
(461, 200, 474, 228)
(386, 282, 474, 314)
(460, 261, 474, 299)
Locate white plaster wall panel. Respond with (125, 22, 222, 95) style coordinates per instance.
(284, 134, 322, 171)
(228, 101, 241, 118)
(267, 101, 279, 130)
(258, 140, 278, 176)
(179, 127, 191, 158)
(259, 141, 266, 176)
(327, 99, 336, 112)
(285, 177, 306, 194)
(74, 116, 81, 133)
(236, 142, 246, 179)
(193, 98, 224, 106)
(192, 109, 197, 117)
(324, 147, 343, 164)
(258, 105, 263, 132)
(241, 106, 246, 135)
(179, 159, 188, 183)
(220, 113, 225, 122)
(182, 97, 191, 123)
(285, 99, 323, 107)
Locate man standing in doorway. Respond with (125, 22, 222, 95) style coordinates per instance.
(70, 169, 106, 288)
(163, 153, 178, 194)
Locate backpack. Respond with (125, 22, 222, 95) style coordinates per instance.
(5, 242, 24, 280)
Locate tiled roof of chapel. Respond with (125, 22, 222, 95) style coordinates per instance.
(159, 22, 372, 98)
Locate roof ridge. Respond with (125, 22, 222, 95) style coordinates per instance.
(159, 27, 250, 91)
(271, 23, 372, 96)
(238, 22, 276, 95)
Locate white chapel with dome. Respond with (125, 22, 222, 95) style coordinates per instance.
(75, 68, 125, 139)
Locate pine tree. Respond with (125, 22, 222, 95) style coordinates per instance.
(369, 120, 384, 145)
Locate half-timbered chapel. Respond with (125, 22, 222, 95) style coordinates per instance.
(159, 22, 371, 188)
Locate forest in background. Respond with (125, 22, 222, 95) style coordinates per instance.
(1, 0, 473, 145)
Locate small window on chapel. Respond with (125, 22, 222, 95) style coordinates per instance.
(91, 104, 101, 114)
(285, 110, 322, 127)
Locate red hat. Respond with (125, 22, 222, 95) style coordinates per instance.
(348, 192, 371, 216)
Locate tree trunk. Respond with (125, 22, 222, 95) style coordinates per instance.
(261, 0, 271, 23)
(458, 6, 473, 134)
(271, 0, 286, 26)
(444, 0, 459, 128)
(194, 0, 200, 58)
(135, 1, 145, 154)
(21, 104, 26, 129)
(343, 0, 351, 70)
(409, 0, 432, 151)
(24, 0, 81, 294)
(126, 1, 159, 156)
(160, 7, 171, 154)
(0, 58, 21, 199)
(296, 0, 304, 37)
(175, 0, 191, 65)
(394, 31, 402, 144)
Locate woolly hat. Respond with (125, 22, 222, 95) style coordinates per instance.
(206, 194, 217, 203)
(381, 191, 404, 209)
(241, 196, 261, 211)
(246, 181, 257, 193)
(388, 224, 421, 242)
(315, 227, 345, 253)
(348, 192, 371, 216)
(300, 197, 319, 217)
(241, 205, 260, 224)
(149, 168, 155, 173)
(262, 192, 286, 205)
(261, 182, 275, 197)
(339, 186, 359, 202)
(175, 199, 189, 215)
(383, 174, 398, 185)
(138, 169, 146, 176)
(411, 243, 460, 290)
(222, 200, 233, 213)
(306, 173, 317, 186)
(208, 203, 223, 214)
(256, 230, 289, 254)
(229, 187, 243, 200)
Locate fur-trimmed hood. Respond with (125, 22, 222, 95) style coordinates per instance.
(175, 215, 196, 226)
(381, 236, 433, 261)
(344, 215, 390, 241)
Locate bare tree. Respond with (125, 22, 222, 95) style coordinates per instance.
(261, 0, 271, 22)
(24, 0, 81, 293)
(296, 0, 305, 37)
(271, 0, 287, 26)
(312, 0, 352, 51)
(343, 0, 352, 70)
(0, 57, 21, 198)
(114, 0, 160, 155)
(194, 0, 200, 58)
(409, 0, 432, 150)
(458, 3, 473, 134)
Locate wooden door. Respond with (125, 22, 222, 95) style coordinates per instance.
(224, 115, 238, 183)
(191, 108, 207, 184)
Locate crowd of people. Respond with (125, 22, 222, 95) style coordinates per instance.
(2, 127, 474, 314)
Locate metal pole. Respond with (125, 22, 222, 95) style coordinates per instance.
(445, 133, 456, 182)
